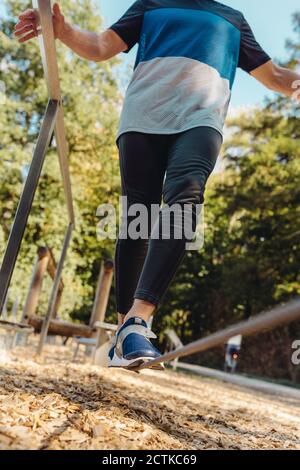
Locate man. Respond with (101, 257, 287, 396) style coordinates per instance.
(15, 1, 300, 370)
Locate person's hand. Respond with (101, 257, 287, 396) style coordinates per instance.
(14, 2, 65, 43)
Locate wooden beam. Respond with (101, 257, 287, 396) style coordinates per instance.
(32, 0, 75, 224)
(32, 0, 61, 100)
(54, 107, 75, 224)
(0, 320, 34, 334)
(28, 315, 94, 338)
(137, 298, 300, 371)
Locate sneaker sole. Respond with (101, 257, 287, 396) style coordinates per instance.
(109, 355, 164, 372)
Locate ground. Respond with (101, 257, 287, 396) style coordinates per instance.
(0, 341, 299, 450)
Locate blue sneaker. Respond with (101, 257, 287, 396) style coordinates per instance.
(108, 317, 164, 370)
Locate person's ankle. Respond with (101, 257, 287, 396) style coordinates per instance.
(117, 313, 125, 329)
(123, 300, 155, 325)
(124, 312, 150, 324)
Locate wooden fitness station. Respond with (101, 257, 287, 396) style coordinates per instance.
(1, 1, 300, 371)
(0, 0, 114, 356)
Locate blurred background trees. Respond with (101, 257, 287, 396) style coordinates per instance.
(0, 0, 121, 319)
(0, 1, 299, 382)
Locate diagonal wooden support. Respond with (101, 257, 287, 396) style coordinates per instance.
(37, 223, 73, 355)
(0, 100, 59, 314)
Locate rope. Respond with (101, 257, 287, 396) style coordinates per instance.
(136, 297, 300, 371)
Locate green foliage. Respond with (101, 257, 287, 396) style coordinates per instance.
(0, 0, 121, 319)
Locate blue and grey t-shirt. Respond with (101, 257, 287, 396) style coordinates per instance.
(110, 0, 270, 140)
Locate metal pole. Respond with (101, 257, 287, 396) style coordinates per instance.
(0, 100, 59, 315)
(46, 247, 64, 318)
(137, 297, 300, 371)
(37, 223, 73, 355)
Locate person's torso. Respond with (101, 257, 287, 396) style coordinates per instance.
(135, 0, 242, 84)
(119, 0, 244, 137)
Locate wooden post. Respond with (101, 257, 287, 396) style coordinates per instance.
(37, 223, 73, 355)
(90, 260, 114, 328)
(21, 247, 50, 323)
(90, 260, 114, 363)
(90, 261, 114, 361)
(33, 0, 75, 224)
(28, 315, 94, 338)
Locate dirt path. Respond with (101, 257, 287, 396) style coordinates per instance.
(0, 343, 299, 450)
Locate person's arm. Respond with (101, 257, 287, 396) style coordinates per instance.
(58, 24, 128, 62)
(238, 15, 300, 101)
(14, 3, 128, 61)
(251, 61, 300, 99)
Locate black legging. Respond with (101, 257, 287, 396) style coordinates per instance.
(115, 127, 222, 314)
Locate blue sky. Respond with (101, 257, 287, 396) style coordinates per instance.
(1, 1, 299, 108)
(99, 0, 300, 108)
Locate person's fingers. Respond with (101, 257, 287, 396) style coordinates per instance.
(17, 29, 38, 42)
(14, 24, 35, 37)
(15, 21, 26, 31)
(52, 3, 61, 16)
(18, 30, 38, 43)
(18, 9, 36, 21)
(14, 22, 35, 33)
(15, 18, 35, 30)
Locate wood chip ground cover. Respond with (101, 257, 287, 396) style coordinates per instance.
(0, 343, 299, 450)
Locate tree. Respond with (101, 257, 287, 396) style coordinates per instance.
(156, 12, 300, 382)
(0, 0, 121, 319)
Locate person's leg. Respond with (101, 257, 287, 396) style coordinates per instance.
(115, 132, 168, 326)
(124, 127, 222, 321)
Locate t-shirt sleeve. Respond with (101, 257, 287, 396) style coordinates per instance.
(109, 0, 146, 53)
(238, 16, 271, 73)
